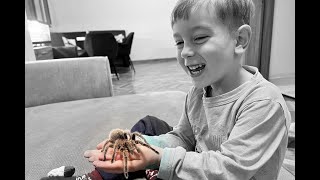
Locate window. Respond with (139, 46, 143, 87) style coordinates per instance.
(27, 20, 51, 46)
(25, 0, 51, 26)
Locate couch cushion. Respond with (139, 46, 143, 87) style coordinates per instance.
(25, 56, 113, 108)
(25, 91, 186, 180)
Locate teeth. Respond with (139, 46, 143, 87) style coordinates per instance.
(192, 70, 201, 75)
(187, 64, 205, 76)
(188, 64, 204, 70)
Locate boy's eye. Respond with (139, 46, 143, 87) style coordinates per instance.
(194, 36, 209, 44)
(175, 41, 184, 49)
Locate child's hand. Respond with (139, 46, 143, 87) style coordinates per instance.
(84, 145, 123, 162)
(86, 144, 163, 174)
(96, 139, 107, 150)
(84, 149, 108, 162)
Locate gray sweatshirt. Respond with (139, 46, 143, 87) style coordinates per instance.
(144, 66, 291, 180)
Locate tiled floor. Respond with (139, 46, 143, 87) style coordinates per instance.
(112, 58, 193, 96)
(111, 59, 295, 176)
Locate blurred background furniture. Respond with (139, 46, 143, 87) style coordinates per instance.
(50, 32, 65, 47)
(92, 30, 126, 37)
(84, 32, 120, 80)
(33, 45, 78, 60)
(50, 30, 129, 58)
(62, 32, 87, 56)
(52, 46, 78, 59)
(50, 32, 87, 57)
(25, 56, 113, 107)
(33, 46, 53, 60)
(117, 32, 135, 72)
(34, 30, 135, 75)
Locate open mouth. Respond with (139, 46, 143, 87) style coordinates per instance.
(187, 64, 206, 77)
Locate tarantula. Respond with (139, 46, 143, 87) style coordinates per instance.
(101, 128, 159, 179)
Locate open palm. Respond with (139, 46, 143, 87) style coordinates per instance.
(84, 141, 162, 174)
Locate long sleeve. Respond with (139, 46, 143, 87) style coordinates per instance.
(143, 93, 196, 151)
(157, 99, 289, 180)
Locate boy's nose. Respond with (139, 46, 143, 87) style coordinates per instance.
(181, 45, 195, 59)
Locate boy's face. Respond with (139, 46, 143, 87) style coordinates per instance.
(172, 8, 237, 89)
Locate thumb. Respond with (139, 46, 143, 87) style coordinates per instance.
(93, 160, 124, 173)
(97, 140, 107, 150)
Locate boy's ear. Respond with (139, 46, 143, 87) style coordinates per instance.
(234, 24, 252, 55)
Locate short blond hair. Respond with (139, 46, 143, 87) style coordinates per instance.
(171, 0, 255, 32)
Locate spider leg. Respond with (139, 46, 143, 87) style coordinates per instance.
(101, 139, 112, 152)
(134, 140, 159, 154)
(124, 141, 134, 155)
(122, 150, 129, 179)
(132, 141, 141, 153)
(131, 132, 147, 143)
(111, 139, 120, 163)
(103, 144, 114, 161)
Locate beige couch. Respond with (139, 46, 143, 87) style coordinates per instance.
(25, 56, 294, 180)
(25, 57, 186, 180)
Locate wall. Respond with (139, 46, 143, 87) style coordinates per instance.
(25, 11, 36, 62)
(46, 0, 294, 75)
(269, 0, 295, 80)
(48, 0, 178, 61)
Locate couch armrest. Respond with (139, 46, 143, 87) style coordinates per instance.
(25, 56, 113, 107)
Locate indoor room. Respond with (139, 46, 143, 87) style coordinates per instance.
(25, 0, 295, 179)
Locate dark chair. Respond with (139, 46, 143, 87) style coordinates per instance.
(84, 32, 119, 80)
(117, 32, 135, 73)
(50, 32, 65, 47)
(52, 46, 78, 59)
(50, 32, 88, 57)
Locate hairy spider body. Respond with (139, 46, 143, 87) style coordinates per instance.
(101, 129, 159, 179)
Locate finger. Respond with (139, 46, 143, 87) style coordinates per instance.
(93, 160, 125, 174)
(83, 150, 104, 162)
(93, 159, 143, 173)
(88, 146, 116, 156)
(85, 149, 123, 162)
(83, 149, 119, 161)
(97, 140, 107, 150)
(100, 153, 122, 161)
(88, 155, 101, 162)
(84, 150, 101, 158)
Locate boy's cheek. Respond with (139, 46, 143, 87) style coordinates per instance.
(178, 61, 189, 74)
(176, 55, 190, 74)
(176, 56, 185, 67)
